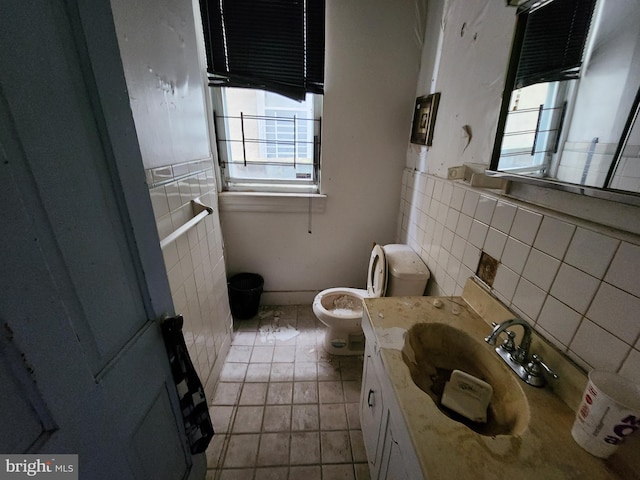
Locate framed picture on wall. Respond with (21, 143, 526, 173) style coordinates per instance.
(410, 93, 440, 146)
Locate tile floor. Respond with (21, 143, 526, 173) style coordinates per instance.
(206, 305, 370, 480)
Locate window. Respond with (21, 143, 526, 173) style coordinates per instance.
(212, 88, 322, 193)
(199, 0, 325, 192)
(492, 0, 596, 177)
(491, 0, 640, 205)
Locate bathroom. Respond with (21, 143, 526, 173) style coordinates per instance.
(2, 0, 639, 478)
(126, 0, 640, 477)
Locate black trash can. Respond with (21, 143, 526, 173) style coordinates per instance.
(228, 273, 264, 319)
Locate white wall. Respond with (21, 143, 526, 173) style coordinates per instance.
(110, 0, 232, 393)
(220, 0, 428, 303)
(399, 0, 640, 383)
(408, 1, 515, 175)
(110, 0, 210, 169)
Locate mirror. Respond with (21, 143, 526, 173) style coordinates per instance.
(491, 0, 640, 199)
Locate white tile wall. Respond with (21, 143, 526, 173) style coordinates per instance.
(537, 296, 582, 346)
(501, 237, 530, 274)
(533, 217, 575, 260)
(398, 170, 640, 378)
(604, 242, 640, 298)
(148, 159, 232, 389)
(564, 228, 618, 279)
(509, 208, 542, 245)
(522, 249, 560, 291)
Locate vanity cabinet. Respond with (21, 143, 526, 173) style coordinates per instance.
(360, 313, 422, 480)
(361, 346, 385, 471)
(377, 414, 410, 480)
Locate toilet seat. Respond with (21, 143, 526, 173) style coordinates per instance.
(312, 287, 367, 321)
(313, 244, 389, 324)
(367, 244, 388, 298)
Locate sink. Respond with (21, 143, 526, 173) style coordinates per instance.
(402, 322, 530, 436)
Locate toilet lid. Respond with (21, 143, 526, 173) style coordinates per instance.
(367, 244, 388, 297)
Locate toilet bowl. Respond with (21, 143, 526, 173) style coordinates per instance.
(313, 244, 430, 355)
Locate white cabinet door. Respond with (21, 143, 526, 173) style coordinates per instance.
(361, 344, 385, 478)
(0, 2, 196, 478)
(379, 421, 410, 480)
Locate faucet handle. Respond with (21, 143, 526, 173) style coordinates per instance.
(526, 354, 558, 379)
(499, 330, 516, 353)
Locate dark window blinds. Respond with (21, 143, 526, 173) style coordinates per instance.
(515, 0, 597, 89)
(199, 0, 325, 101)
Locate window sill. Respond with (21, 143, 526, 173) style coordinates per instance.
(218, 191, 327, 213)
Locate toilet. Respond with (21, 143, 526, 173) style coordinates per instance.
(313, 244, 430, 355)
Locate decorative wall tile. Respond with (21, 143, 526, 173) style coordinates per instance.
(172, 162, 190, 178)
(483, 228, 507, 261)
(433, 179, 444, 200)
(446, 256, 462, 283)
(604, 242, 640, 297)
(165, 181, 182, 211)
(569, 320, 630, 372)
(441, 228, 454, 252)
(441, 182, 453, 206)
(156, 213, 174, 239)
(462, 243, 481, 271)
(475, 195, 496, 224)
(586, 282, 640, 343)
(468, 220, 489, 248)
(162, 241, 180, 271)
(619, 349, 640, 384)
(512, 278, 546, 320)
(451, 234, 466, 260)
(536, 296, 581, 346)
(445, 209, 459, 232)
(151, 166, 173, 184)
(399, 171, 640, 377)
(425, 177, 435, 198)
(145, 162, 230, 390)
(522, 249, 560, 291)
(501, 237, 530, 275)
(461, 190, 480, 217)
(492, 264, 518, 303)
(150, 186, 170, 219)
(178, 178, 194, 204)
(509, 208, 542, 246)
(550, 264, 599, 315)
(457, 265, 474, 288)
(450, 185, 465, 211)
(564, 228, 619, 279)
(490, 201, 517, 234)
(455, 213, 473, 239)
(533, 217, 575, 260)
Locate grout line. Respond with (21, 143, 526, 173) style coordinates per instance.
(210, 306, 366, 480)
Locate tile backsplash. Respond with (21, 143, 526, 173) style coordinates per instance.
(147, 159, 232, 393)
(397, 169, 640, 382)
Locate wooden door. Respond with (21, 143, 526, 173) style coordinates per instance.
(0, 1, 198, 478)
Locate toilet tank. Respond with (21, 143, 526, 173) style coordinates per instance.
(383, 244, 430, 296)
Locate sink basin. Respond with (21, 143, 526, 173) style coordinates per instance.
(402, 322, 530, 436)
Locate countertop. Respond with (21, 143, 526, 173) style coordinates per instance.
(362, 280, 637, 479)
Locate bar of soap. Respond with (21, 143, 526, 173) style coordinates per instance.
(441, 370, 493, 423)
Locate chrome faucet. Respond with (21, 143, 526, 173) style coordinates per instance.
(485, 318, 557, 387)
(485, 317, 533, 362)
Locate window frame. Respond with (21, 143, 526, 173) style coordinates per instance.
(210, 87, 323, 194)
